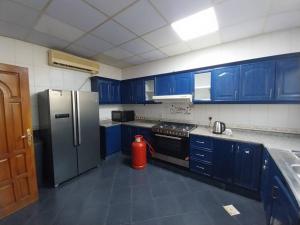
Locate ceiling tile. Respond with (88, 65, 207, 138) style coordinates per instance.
(270, 0, 300, 14)
(103, 47, 133, 60)
(264, 10, 300, 33)
(0, 20, 30, 40)
(34, 15, 84, 42)
(86, 0, 136, 16)
(110, 60, 133, 68)
(74, 34, 113, 53)
(220, 18, 265, 43)
(150, 0, 212, 23)
(123, 56, 148, 65)
(46, 0, 107, 32)
(66, 44, 98, 58)
(92, 20, 136, 45)
(26, 30, 69, 49)
(186, 32, 221, 50)
(160, 42, 191, 56)
(12, 0, 49, 10)
(142, 26, 182, 48)
(0, 0, 40, 28)
(120, 38, 154, 55)
(140, 50, 167, 61)
(215, 0, 271, 28)
(114, 0, 167, 35)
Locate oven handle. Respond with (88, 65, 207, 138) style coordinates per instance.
(154, 134, 182, 140)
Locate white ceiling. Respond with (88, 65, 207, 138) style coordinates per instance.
(0, 0, 300, 68)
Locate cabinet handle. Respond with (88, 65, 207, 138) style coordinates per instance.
(196, 165, 205, 170)
(269, 89, 272, 99)
(231, 144, 234, 153)
(277, 87, 280, 96)
(196, 153, 205, 157)
(196, 141, 205, 144)
(272, 186, 279, 199)
(244, 150, 250, 154)
(234, 90, 237, 100)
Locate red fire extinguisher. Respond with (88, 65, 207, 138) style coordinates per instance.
(131, 135, 155, 170)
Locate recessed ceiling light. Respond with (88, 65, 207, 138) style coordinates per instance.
(171, 7, 219, 41)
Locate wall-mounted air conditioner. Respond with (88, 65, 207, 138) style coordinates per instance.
(48, 50, 100, 74)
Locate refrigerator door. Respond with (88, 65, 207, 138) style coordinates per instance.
(49, 90, 78, 185)
(76, 91, 100, 174)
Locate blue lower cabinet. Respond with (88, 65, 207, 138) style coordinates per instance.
(261, 150, 273, 222)
(212, 139, 235, 183)
(100, 125, 121, 158)
(190, 159, 212, 177)
(261, 149, 300, 225)
(233, 143, 262, 191)
(121, 125, 135, 154)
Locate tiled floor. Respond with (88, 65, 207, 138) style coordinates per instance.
(1, 154, 266, 225)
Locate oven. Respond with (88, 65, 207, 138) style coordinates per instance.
(153, 133, 189, 160)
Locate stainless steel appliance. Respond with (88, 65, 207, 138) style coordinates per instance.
(38, 90, 100, 187)
(112, 110, 135, 122)
(152, 122, 197, 167)
(212, 121, 226, 134)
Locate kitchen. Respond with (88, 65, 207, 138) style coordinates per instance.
(0, 0, 300, 225)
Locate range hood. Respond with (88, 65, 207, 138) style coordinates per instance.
(152, 94, 193, 103)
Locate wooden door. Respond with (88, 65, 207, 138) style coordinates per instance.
(0, 63, 38, 219)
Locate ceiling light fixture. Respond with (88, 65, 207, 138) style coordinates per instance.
(171, 7, 219, 41)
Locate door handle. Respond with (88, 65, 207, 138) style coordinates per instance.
(21, 128, 33, 146)
(71, 91, 77, 146)
(76, 91, 81, 145)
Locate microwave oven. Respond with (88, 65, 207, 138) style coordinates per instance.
(112, 111, 135, 122)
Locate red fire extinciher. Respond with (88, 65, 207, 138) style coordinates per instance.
(131, 135, 147, 169)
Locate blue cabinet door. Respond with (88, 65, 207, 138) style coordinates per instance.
(155, 75, 173, 95)
(173, 72, 192, 94)
(111, 81, 120, 104)
(213, 139, 235, 183)
(233, 143, 262, 191)
(261, 150, 273, 223)
(135, 79, 145, 104)
(239, 61, 275, 101)
(121, 80, 131, 104)
(270, 176, 300, 225)
(212, 66, 240, 101)
(99, 79, 110, 103)
(275, 56, 300, 101)
(106, 125, 121, 156)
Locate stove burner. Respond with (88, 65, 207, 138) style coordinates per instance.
(152, 122, 197, 137)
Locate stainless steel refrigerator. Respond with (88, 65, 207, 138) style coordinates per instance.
(38, 89, 100, 187)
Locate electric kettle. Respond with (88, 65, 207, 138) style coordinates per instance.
(213, 121, 226, 134)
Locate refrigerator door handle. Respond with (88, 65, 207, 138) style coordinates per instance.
(76, 91, 82, 145)
(71, 91, 78, 146)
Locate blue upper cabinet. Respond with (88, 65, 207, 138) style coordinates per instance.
(239, 61, 275, 101)
(155, 74, 173, 96)
(121, 78, 145, 104)
(173, 72, 192, 94)
(90, 77, 121, 104)
(155, 72, 192, 96)
(212, 66, 240, 101)
(275, 56, 300, 101)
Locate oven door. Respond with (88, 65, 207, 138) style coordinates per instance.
(154, 133, 189, 159)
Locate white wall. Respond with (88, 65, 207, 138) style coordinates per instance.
(122, 28, 300, 78)
(124, 104, 300, 134)
(122, 28, 300, 134)
(0, 36, 122, 129)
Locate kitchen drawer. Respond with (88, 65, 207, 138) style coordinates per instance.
(190, 148, 213, 163)
(190, 135, 213, 150)
(190, 160, 212, 177)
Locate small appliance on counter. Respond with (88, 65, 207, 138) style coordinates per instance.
(112, 110, 135, 122)
(212, 121, 226, 134)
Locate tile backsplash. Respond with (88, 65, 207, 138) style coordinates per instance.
(123, 103, 300, 134)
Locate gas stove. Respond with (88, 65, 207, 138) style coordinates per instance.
(152, 122, 197, 137)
